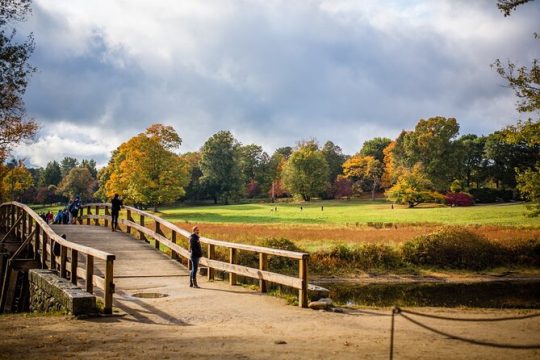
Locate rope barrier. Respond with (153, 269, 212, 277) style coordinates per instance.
(389, 306, 540, 358)
(399, 307, 540, 322)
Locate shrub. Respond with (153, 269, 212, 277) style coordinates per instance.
(402, 227, 498, 270)
(445, 192, 474, 206)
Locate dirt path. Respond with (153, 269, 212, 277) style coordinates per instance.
(1, 285, 539, 359)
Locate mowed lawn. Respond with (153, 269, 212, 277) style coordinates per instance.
(161, 200, 540, 227)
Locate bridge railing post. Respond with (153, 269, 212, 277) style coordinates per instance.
(94, 206, 100, 226)
(229, 248, 237, 285)
(207, 244, 215, 281)
(104, 207, 110, 228)
(259, 253, 267, 293)
(86, 206, 91, 225)
(299, 254, 308, 308)
(41, 233, 48, 269)
(154, 222, 162, 250)
(60, 245, 67, 278)
(86, 255, 94, 293)
(71, 249, 78, 285)
(126, 209, 132, 235)
(50, 237, 57, 271)
(104, 256, 114, 314)
(171, 230, 179, 261)
(139, 215, 147, 242)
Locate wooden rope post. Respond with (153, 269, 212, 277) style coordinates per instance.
(298, 254, 308, 308)
(86, 255, 94, 293)
(86, 207, 91, 225)
(259, 253, 268, 293)
(207, 244, 215, 281)
(60, 245, 67, 278)
(70, 249, 78, 285)
(104, 256, 114, 314)
(126, 209, 132, 235)
(229, 248, 237, 285)
(94, 205, 100, 226)
(104, 207, 110, 228)
(139, 215, 147, 242)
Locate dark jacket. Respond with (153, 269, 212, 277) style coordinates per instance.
(111, 197, 123, 212)
(189, 233, 203, 258)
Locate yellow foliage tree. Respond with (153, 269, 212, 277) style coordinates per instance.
(342, 155, 383, 199)
(99, 124, 189, 210)
(1, 161, 33, 201)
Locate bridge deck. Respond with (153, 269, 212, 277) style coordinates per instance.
(49, 224, 272, 325)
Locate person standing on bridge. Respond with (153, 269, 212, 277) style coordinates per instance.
(189, 226, 202, 288)
(111, 194, 123, 232)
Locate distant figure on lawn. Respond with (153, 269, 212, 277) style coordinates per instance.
(111, 194, 123, 232)
(189, 226, 202, 288)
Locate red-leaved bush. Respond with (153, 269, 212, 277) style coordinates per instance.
(445, 192, 474, 206)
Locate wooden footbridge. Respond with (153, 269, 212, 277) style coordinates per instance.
(0, 202, 320, 315)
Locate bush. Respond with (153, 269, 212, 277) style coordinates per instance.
(402, 227, 498, 270)
(445, 192, 474, 206)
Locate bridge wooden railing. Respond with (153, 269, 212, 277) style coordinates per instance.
(80, 203, 311, 307)
(0, 202, 115, 314)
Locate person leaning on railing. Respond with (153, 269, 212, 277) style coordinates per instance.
(189, 226, 202, 288)
(111, 194, 123, 232)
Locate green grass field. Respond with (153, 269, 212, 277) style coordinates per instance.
(160, 200, 540, 227)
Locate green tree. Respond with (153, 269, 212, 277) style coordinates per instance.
(42, 160, 62, 186)
(238, 144, 271, 196)
(321, 140, 347, 183)
(200, 130, 243, 204)
(57, 167, 96, 201)
(0, 0, 37, 162)
(60, 157, 78, 178)
(80, 159, 97, 178)
(457, 134, 487, 189)
(282, 142, 329, 201)
(359, 137, 391, 163)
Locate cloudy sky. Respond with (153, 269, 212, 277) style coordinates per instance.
(12, 0, 540, 167)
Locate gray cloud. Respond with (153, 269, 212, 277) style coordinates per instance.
(13, 0, 540, 166)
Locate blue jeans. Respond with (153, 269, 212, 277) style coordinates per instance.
(190, 257, 200, 282)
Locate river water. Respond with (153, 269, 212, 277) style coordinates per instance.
(315, 280, 540, 308)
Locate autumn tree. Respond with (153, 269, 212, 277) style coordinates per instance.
(342, 155, 384, 199)
(1, 159, 32, 201)
(392, 117, 463, 191)
(199, 130, 243, 204)
(282, 141, 329, 201)
(57, 167, 96, 201)
(99, 124, 189, 210)
(0, 0, 37, 162)
(385, 164, 435, 208)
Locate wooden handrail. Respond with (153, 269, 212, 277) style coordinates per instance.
(0, 202, 116, 314)
(80, 203, 311, 307)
